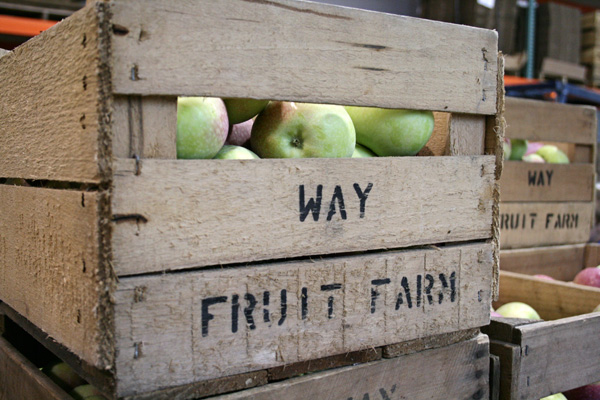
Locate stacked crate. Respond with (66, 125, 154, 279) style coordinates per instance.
(0, 0, 503, 399)
(582, 11, 600, 87)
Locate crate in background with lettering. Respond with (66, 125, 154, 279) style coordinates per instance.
(499, 97, 597, 249)
(0, 0, 503, 398)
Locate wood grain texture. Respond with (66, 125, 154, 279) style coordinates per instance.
(108, 0, 498, 114)
(0, 185, 108, 369)
(0, 6, 105, 183)
(112, 156, 496, 275)
(499, 162, 595, 202)
(499, 202, 594, 249)
(496, 271, 600, 320)
(113, 243, 493, 396)
(0, 336, 72, 400)
(416, 112, 450, 156)
(515, 313, 600, 399)
(500, 244, 587, 281)
(213, 334, 490, 400)
(505, 97, 597, 144)
(489, 354, 501, 400)
(489, 340, 521, 400)
(382, 328, 479, 358)
(448, 114, 486, 156)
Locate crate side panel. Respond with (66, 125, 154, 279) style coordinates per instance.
(499, 244, 586, 281)
(0, 185, 105, 368)
(113, 243, 492, 396)
(0, 6, 102, 183)
(499, 202, 594, 249)
(500, 162, 595, 202)
(112, 156, 496, 275)
(109, 0, 498, 115)
(213, 334, 489, 400)
(516, 313, 600, 398)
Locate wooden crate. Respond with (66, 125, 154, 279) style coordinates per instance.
(499, 97, 597, 249)
(483, 244, 600, 399)
(0, 0, 503, 398)
(582, 11, 600, 86)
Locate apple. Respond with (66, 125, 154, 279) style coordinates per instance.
(509, 139, 528, 160)
(41, 361, 85, 392)
(69, 384, 105, 400)
(344, 106, 434, 156)
(503, 138, 512, 160)
(524, 141, 545, 157)
(495, 302, 541, 320)
(491, 311, 503, 317)
(522, 154, 546, 163)
(534, 274, 555, 280)
(352, 144, 376, 158)
(225, 118, 254, 148)
(176, 97, 228, 159)
(251, 101, 355, 158)
(213, 145, 259, 160)
(536, 145, 570, 164)
(564, 382, 600, 400)
(541, 393, 567, 400)
(223, 98, 269, 124)
(573, 267, 600, 288)
(594, 304, 600, 313)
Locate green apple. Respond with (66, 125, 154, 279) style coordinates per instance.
(536, 145, 570, 164)
(223, 98, 269, 124)
(540, 393, 567, 400)
(225, 118, 254, 148)
(509, 139, 528, 160)
(69, 384, 105, 400)
(352, 144, 376, 158)
(503, 138, 511, 160)
(176, 97, 228, 159)
(594, 303, 600, 313)
(522, 153, 545, 163)
(496, 302, 541, 320)
(41, 361, 85, 392)
(344, 106, 434, 156)
(213, 145, 259, 160)
(251, 101, 355, 158)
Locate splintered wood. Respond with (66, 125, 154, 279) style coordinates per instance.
(113, 243, 493, 396)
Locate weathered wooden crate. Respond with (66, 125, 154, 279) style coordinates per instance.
(483, 244, 600, 399)
(499, 97, 597, 249)
(582, 11, 600, 86)
(0, 0, 503, 398)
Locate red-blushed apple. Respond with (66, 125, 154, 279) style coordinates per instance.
(523, 154, 546, 163)
(509, 139, 528, 160)
(344, 106, 434, 156)
(225, 118, 254, 148)
(524, 141, 545, 157)
(223, 98, 269, 124)
(534, 274, 555, 280)
(537, 145, 570, 164)
(503, 138, 512, 160)
(491, 311, 503, 317)
(176, 97, 228, 159)
(213, 145, 259, 160)
(251, 101, 355, 158)
(564, 382, 600, 399)
(573, 267, 600, 288)
(541, 393, 567, 400)
(352, 144, 376, 158)
(496, 302, 541, 319)
(69, 384, 105, 400)
(41, 361, 85, 392)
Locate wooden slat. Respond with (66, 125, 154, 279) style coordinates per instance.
(489, 354, 501, 400)
(499, 202, 594, 249)
(383, 328, 479, 358)
(113, 243, 493, 396)
(0, 5, 106, 183)
(574, 144, 594, 163)
(213, 334, 490, 400)
(0, 185, 109, 370)
(448, 114, 486, 155)
(505, 97, 597, 145)
(489, 340, 521, 400)
(0, 336, 72, 400)
(416, 112, 451, 156)
(500, 244, 586, 281)
(584, 243, 600, 268)
(515, 313, 600, 398)
(499, 162, 594, 202)
(109, 0, 498, 114)
(496, 271, 600, 320)
(112, 157, 496, 275)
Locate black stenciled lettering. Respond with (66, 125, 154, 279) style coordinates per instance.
(354, 183, 373, 218)
(401, 277, 412, 308)
(321, 283, 342, 319)
(500, 214, 509, 230)
(528, 170, 537, 186)
(299, 184, 322, 222)
(202, 296, 227, 337)
(424, 274, 435, 305)
(395, 292, 403, 310)
(546, 169, 553, 186)
(244, 293, 257, 330)
(379, 385, 397, 400)
(416, 275, 422, 308)
(439, 273, 448, 304)
(278, 289, 287, 326)
(529, 213, 537, 229)
(263, 291, 270, 323)
(231, 294, 239, 333)
(371, 278, 391, 314)
(555, 214, 564, 229)
(450, 271, 457, 302)
(546, 213, 554, 229)
(302, 287, 308, 320)
(327, 185, 347, 221)
(574, 213, 579, 228)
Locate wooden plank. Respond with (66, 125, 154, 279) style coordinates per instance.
(499, 202, 594, 249)
(448, 114, 486, 156)
(109, 0, 498, 115)
(573, 144, 594, 163)
(584, 243, 600, 268)
(383, 328, 479, 358)
(539, 57, 587, 82)
(0, 185, 110, 370)
(112, 156, 496, 275)
(500, 244, 586, 281)
(0, 336, 72, 400)
(112, 95, 177, 159)
(489, 340, 521, 400)
(496, 271, 600, 320)
(0, 5, 108, 183)
(499, 162, 594, 202)
(213, 334, 490, 400)
(489, 354, 501, 400)
(416, 112, 450, 156)
(113, 243, 493, 396)
(505, 97, 597, 145)
(515, 313, 600, 398)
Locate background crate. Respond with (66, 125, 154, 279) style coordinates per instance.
(0, 0, 503, 398)
(582, 11, 600, 87)
(499, 97, 597, 249)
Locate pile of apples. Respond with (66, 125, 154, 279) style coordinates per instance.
(40, 360, 107, 399)
(176, 97, 435, 160)
(504, 138, 570, 164)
